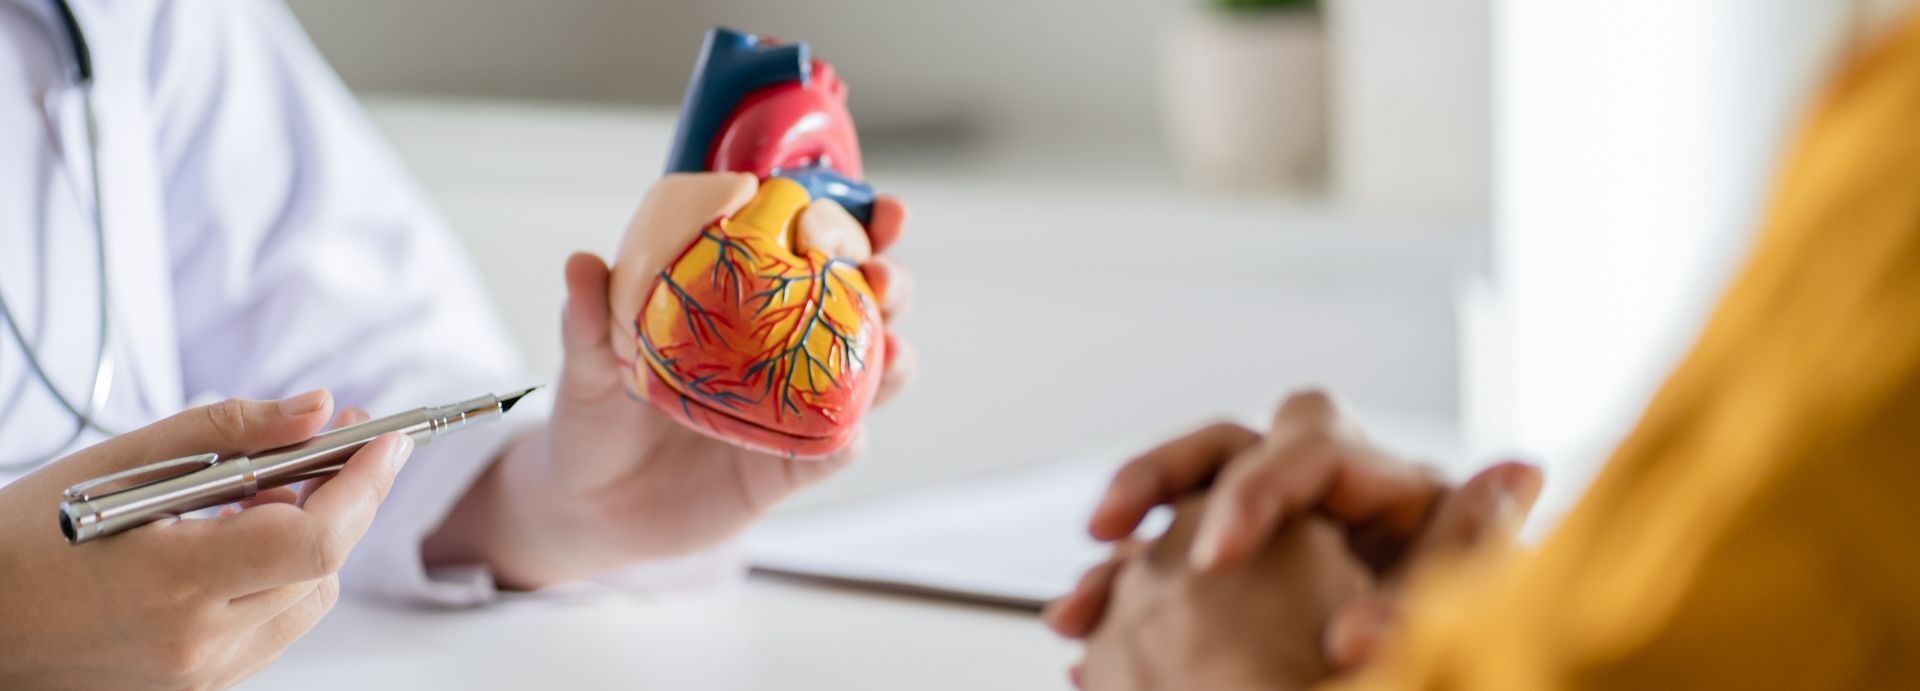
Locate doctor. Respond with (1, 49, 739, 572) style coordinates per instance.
(0, 0, 916, 688)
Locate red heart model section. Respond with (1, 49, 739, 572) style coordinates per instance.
(628, 177, 884, 459)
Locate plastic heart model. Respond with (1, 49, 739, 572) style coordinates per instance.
(607, 28, 885, 459)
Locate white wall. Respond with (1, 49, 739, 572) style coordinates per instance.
(284, 0, 1182, 142)
(1330, 0, 1490, 218)
(1473, 0, 1869, 516)
(286, 0, 1495, 219)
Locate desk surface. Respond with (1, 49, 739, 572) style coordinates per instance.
(238, 578, 1076, 691)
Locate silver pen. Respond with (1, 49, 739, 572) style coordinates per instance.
(59, 387, 539, 545)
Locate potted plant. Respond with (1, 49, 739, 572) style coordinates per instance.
(1159, 0, 1326, 190)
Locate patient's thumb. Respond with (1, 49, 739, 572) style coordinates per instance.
(1413, 461, 1542, 560)
(1324, 593, 1394, 670)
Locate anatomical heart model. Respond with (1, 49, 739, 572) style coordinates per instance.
(608, 28, 886, 458)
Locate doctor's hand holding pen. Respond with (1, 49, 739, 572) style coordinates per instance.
(0, 391, 411, 691)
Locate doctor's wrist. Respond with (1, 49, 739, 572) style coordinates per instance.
(422, 426, 630, 590)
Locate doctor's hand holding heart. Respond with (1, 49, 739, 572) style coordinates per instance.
(422, 176, 916, 590)
(421, 30, 917, 589)
(420, 28, 913, 587)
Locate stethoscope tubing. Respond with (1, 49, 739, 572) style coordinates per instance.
(0, 0, 124, 469)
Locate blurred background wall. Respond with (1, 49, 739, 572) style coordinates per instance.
(1472, 0, 1900, 517)
(278, 0, 1498, 504)
(285, 0, 1491, 215)
(286, 0, 1180, 144)
(274, 0, 1908, 517)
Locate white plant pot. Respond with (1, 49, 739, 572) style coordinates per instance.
(1158, 10, 1327, 189)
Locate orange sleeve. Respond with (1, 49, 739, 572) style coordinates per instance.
(1331, 13, 1920, 690)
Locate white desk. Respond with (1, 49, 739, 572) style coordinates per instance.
(238, 578, 1076, 691)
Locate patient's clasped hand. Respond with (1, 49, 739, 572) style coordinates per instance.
(609, 28, 903, 459)
(1050, 391, 1543, 690)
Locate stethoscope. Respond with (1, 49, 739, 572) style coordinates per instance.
(0, 0, 125, 469)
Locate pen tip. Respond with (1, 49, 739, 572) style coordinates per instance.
(497, 386, 541, 414)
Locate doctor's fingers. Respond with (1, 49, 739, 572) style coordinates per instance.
(174, 433, 412, 596)
(1088, 422, 1263, 542)
(83, 392, 337, 477)
(796, 200, 872, 262)
(293, 407, 372, 507)
(860, 255, 914, 321)
(558, 252, 630, 401)
(225, 574, 334, 627)
(223, 578, 339, 690)
(561, 252, 614, 355)
(795, 195, 909, 261)
(330, 406, 372, 430)
(867, 195, 909, 254)
(872, 332, 917, 407)
(228, 486, 301, 513)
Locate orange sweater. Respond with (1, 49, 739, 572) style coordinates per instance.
(1335, 12, 1920, 690)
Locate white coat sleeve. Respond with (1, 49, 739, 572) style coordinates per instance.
(143, 1, 741, 605)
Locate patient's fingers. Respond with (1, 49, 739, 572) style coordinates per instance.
(1320, 462, 1541, 670)
(1264, 392, 1453, 538)
(1189, 389, 1445, 572)
(1407, 461, 1540, 562)
(1192, 438, 1445, 572)
(1043, 560, 1118, 638)
(1090, 422, 1260, 541)
(1324, 591, 1395, 670)
(1044, 541, 1138, 639)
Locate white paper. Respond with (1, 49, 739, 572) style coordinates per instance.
(747, 411, 1464, 609)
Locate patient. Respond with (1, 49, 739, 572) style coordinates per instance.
(1052, 393, 1538, 689)
(1075, 491, 1374, 690)
(1052, 9, 1920, 691)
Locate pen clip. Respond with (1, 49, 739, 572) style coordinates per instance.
(63, 453, 220, 502)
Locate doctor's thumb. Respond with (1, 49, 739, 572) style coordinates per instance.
(555, 252, 629, 404)
(560, 252, 613, 355)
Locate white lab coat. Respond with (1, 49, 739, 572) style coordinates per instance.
(0, 0, 737, 604)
